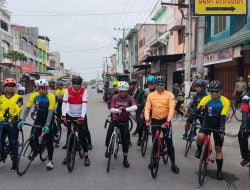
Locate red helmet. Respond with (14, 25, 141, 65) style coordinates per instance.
(3, 78, 16, 86)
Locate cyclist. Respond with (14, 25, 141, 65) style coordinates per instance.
(145, 76, 179, 174)
(105, 81, 137, 168)
(238, 83, 250, 166)
(21, 79, 56, 170)
(182, 79, 207, 140)
(107, 80, 120, 109)
(54, 80, 65, 148)
(61, 76, 90, 166)
(195, 80, 230, 180)
(0, 78, 23, 172)
(137, 75, 156, 146)
(173, 83, 185, 116)
(128, 79, 145, 136)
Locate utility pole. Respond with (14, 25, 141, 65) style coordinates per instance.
(114, 28, 129, 77)
(196, 16, 205, 78)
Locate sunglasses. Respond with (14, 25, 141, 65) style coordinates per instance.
(156, 83, 165, 87)
(119, 90, 127, 93)
(210, 89, 220, 94)
(5, 84, 16, 87)
(72, 82, 82, 85)
(38, 86, 47, 90)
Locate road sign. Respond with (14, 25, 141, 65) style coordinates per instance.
(195, 0, 247, 15)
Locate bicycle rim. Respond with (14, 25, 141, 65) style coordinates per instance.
(17, 138, 33, 176)
(18, 130, 24, 148)
(235, 106, 242, 122)
(198, 144, 208, 186)
(150, 138, 159, 179)
(141, 130, 148, 157)
(67, 133, 76, 172)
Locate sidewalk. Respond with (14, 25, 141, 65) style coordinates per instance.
(225, 118, 241, 137)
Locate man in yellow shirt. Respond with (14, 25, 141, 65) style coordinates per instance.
(0, 78, 23, 172)
(145, 76, 179, 174)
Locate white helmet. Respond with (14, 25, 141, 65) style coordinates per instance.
(118, 81, 129, 91)
(35, 79, 49, 87)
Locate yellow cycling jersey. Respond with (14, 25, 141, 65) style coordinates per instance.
(0, 94, 23, 122)
(55, 88, 65, 98)
(27, 92, 56, 111)
(198, 95, 230, 117)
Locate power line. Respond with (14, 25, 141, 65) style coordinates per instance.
(57, 44, 112, 53)
(11, 10, 149, 17)
(142, 0, 160, 25)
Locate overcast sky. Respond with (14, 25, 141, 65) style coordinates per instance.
(6, 0, 158, 80)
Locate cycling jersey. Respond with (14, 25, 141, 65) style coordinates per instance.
(144, 90, 175, 121)
(198, 95, 230, 117)
(189, 90, 207, 110)
(0, 94, 23, 122)
(62, 86, 87, 118)
(55, 88, 65, 102)
(241, 95, 250, 126)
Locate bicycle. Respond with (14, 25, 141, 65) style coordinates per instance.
(105, 121, 125, 173)
(184, 113, 203, 157)
(17, 123, 48, 176)
(53, 113, 62, 146)
(0, 121, 24, 163)
(66, 119, 84, 173)
(149, 125, 169, 179)
(198, 128, 221, 186)
(172, 100, 189, 122)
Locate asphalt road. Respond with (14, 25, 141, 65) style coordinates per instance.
(0, 89, 249, 190)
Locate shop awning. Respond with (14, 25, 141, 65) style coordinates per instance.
(142, 54, 184, 63)
(132, 64, 151, 69)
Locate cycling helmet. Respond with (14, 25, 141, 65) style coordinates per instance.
(118, 81, 129, 91)
(193, 79, 206, 88)
(210, 80, 223, 89)
(128, 79, 137, 85)
(71, 76, 83, 84)
(35, 79, 49, 87)
(56, 80, 64, 86)
(112, 80, 120, 87)
(147, 75, 155, 84)
(3, 78, 16, 86)
(155, 76, 166, 84)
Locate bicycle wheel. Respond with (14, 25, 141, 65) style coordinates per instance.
(106, 135, 115, 173)
(104, 119, 109, 129)
(172, 111, 179, 122)
(18, 129, 24, 148)
(150, 138, 160, 179)
(55, 120, 62, 143)
(141, 128, 149, 157)
(161, 139, 169, 165)
(129, 117, 133, 132)
(17, 138, 34, 176)
(78, 139, 84, 159)
(184, 124, 195, 157)
(67, 133, 76, 172)
(198, 143, 208, 186)
(234, 104, 242, 122)
(39, 142, 48, 162)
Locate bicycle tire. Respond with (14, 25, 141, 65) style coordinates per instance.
(39, 143, 48, 162)
(141, 129, 148, 157)
(198, 143, 208, 186)
(129, 117, 133, 132)
(226, 104, 235, 121)
(172, 111, 179, 122)
(184, 124, 195, 157)
(17, 138, 34, 176)
(106, 135, 115, 173)
(150, 138, 159, 179)
(234, 104, 242, 122)
(18, 129, 24, 148)
(78, 140, 84, 159)
(67, 133, 76, 172)
(161, 139, 168, 165)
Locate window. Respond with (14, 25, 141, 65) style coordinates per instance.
(0, 20, 8, 32)
(214, 16, 226, 35)
(178, 28, 184, 44)
(21, 38, 27, 52)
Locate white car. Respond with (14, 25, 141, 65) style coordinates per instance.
(97, 84, 104, 93)
(17, 83, 26, 94)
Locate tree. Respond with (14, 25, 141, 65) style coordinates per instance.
(4, 50, 28, 81)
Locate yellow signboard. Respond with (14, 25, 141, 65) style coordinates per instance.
(195, 0, 247, 15)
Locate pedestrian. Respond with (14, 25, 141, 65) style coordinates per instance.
(233, 76, 247, 106)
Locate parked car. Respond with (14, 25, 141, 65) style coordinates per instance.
(17, 83, 26, 95)
(97, 84, 104, 93)
(91, 85, 96, 89)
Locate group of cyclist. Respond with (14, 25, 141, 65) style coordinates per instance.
(0, 73, 249, 180)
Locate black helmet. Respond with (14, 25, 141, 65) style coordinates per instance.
(56, 80, 64, 86)
(155, 76, 166, 84)
(71, 76, 83, 84)
(210, 80, 223, 89)
(128, 79, 137, 85)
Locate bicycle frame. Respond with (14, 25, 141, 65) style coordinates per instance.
(108, 127, 120, 155)
(204, 134, 212, 165)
